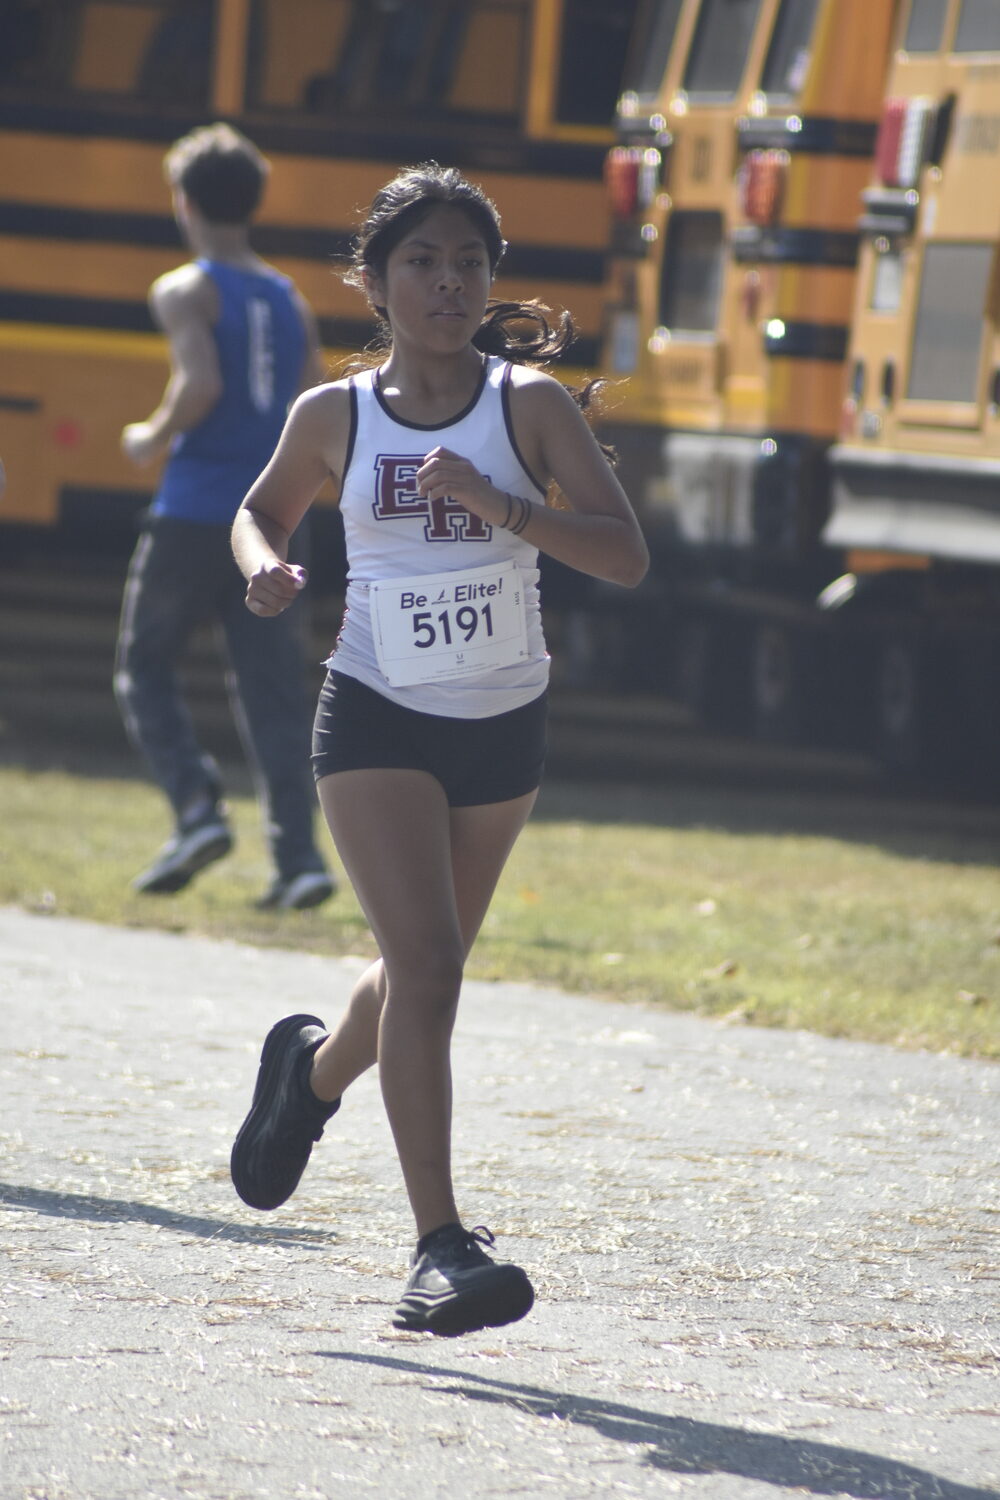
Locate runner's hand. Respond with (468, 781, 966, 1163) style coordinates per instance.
(245, 561, 307, 616)
(121, 422, 166, 467)
(416, 446, 506, 523)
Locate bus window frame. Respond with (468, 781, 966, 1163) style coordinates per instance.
(214, 0, 250, 114)
(679, 0, 769, 105)
(758, 0, 821, 105)
(0, 0, 622, 149)
(657, 207, 727, 338)
(525, 0, 626, 142)
(245, 0, 534, 133)
(619, 0, 686, 107)
(952, 0, 1000, 56)
(0, 0, 224, 112)
(896, 238, 998, 429)
(898, 0, 951, 55)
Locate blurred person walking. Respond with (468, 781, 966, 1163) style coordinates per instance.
(115, 123, 335, 909)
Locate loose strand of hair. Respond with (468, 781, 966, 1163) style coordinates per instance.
(472, 301, 617, 464)
(471, 299, 573, 362)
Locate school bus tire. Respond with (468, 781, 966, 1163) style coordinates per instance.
(873, 632, 952, 784)
(671, 613, 751, 735)
(750, 620, 811, 747)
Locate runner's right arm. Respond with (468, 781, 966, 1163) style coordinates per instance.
(232, 381, 352, 616)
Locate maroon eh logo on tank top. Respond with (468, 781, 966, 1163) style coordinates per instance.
(372, 455, 492, 542)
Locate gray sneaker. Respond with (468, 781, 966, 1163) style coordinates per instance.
(132, 816, 233, 895)
(256, 870, 336, 910)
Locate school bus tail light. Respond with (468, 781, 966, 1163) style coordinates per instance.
(739, 150, 788, 226)
(605, 145, 664, 220)
(875, 97, 935, 188)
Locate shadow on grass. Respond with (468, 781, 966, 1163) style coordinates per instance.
(533, 777, 1000, 868)
(3, 738, 1000, 869)
(319, 1351, 998, 1500)
(0, 1180, 335, 1246)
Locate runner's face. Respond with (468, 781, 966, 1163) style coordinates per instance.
(372, 205, 492, 353)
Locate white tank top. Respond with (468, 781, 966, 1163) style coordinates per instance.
(327, 355, 550, 718)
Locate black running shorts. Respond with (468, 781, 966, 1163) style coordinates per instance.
(311, 670, 547, 807)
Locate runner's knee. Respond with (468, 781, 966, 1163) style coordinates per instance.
(385, 949, 464, 1020)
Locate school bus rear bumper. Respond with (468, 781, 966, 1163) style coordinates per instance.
(827, 446, 1000, 565)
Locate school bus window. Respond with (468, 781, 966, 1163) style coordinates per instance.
(870, 246, 904, 313)
(953, 0, 1000, 54)
(682, 0, 765, 102)
(760, 0, 820, 102)
(130, 1, 214, 104)
(249, 0, 365, 113)
(0, 1, 212, 104)
(0, 0, 75, 89)
(659, 210, 725, 333)
(253, 0, 528, 120)
(901, 0, 949, 53)
(620, 0, 684, 104)
(554, 0, 641, 127)
(906, 243, 993, 403)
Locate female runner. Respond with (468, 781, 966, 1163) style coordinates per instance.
(229, 162, 648, 1336)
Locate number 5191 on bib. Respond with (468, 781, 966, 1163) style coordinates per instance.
(370, 559, 529, 688)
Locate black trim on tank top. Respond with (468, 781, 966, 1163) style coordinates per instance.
(371, 358, 488, 430)
(500, 363, 546, 497)
(339, 378, 359, 486)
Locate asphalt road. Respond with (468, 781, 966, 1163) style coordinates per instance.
(1, 907, 998, 1500)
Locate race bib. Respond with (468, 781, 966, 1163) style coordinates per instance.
(370, 560, 529, 687)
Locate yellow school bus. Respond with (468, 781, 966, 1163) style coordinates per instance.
(825, 0, 1000, 775)
(597, 0, 900, 744)
(0, 0, 634, 544)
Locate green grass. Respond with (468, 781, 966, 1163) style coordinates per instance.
(2, 760, 998, 1059)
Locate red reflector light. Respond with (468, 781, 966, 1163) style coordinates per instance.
(740, 150, 788, 226)
(605, 146, 662, 219)
(53, 420, 83, 448)
(875, 98, 907, 186)
(606, 147, 641, 218)
(875, 96, 935, 188)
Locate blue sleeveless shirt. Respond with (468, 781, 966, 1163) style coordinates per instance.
(151, 259, 306, 525)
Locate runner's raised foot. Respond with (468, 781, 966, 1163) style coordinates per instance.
(230, 1013, 339, 1210)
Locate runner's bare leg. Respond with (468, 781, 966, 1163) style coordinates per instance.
(314, 767, 535, 1235)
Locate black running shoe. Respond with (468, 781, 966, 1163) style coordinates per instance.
(230, 1014, 339, 1210)
(392, 1223, 534, 1337)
